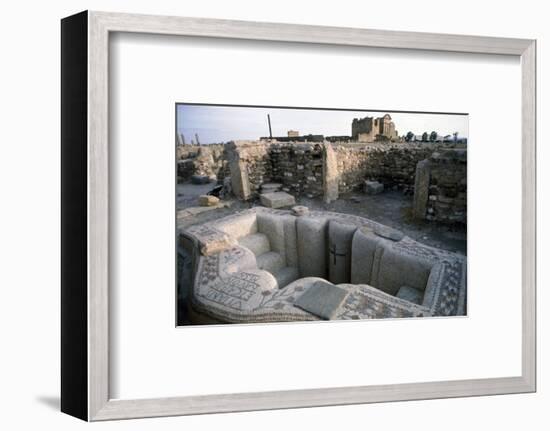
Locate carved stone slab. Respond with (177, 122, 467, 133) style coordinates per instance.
(260, 191, 296, 208)
(186, 224, 236, 256)
(294, 281, 350, 320)
(373, 225, 405, 242)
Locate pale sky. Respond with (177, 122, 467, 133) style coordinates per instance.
(176, 104, 468, 145)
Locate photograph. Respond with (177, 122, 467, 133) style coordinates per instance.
(0, 0, 543, 426)
(176, 104, 468, 325)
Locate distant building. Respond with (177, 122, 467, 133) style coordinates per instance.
(287, 130, 300, 137)
(352, 114, 398, 142)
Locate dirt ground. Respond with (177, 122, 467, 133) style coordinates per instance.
(176, 182, 466, 255)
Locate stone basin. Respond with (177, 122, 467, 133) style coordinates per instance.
(180, 207, 466, 324)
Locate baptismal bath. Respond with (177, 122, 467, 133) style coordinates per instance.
(178, 207, 466, 325)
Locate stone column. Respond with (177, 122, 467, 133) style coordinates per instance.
(176, 132, 184, 146)
(413, 159, 431, 220)
(323, 142, 339, 203)
(227, 142, 251, 200)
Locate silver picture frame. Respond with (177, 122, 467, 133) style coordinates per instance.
(61, 10, 536, 421)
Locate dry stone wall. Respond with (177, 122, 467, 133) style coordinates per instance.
(425, 150, 467, 224)
(413, 149, 467, 225)
(268, 143, 324, 197)
(176, 145, 200, 160)
(226, 141, 271, 199)
(335, 143, 456, 194)
(178, 141, 467, 226)
(177, 144, 229, 182)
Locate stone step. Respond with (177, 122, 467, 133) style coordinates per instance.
(238, 233, 271, 257)
(256, 251, 284, 274)
(261, 182, 282, 193)
(364, 180, 384, 195)
(273, 266, 299, 289)
(260, 191, 296, 209)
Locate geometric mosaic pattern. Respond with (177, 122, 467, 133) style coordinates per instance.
(182, 207, 466, 324)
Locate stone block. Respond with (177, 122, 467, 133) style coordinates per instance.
(413, 159, 431, 219)
(294, 281, 350, 320)
(260, 191, 296, 209)
(364, 180, 384, 195)
(198, 195, 220, 207)
(227, 144, 252, 200)
(186, 225, 237, 256)
(297, 217, 328, 278)
(323, 143, 339, 203)
(350, 226, 381, 285)
(373, 225, 404, 242)
(328, 220, 357, 284)
(375, 248, 434, 296)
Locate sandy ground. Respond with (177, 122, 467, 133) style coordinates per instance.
(176, 182, 466, 255)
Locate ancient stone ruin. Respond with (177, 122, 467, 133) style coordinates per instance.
(413, 149, 467, 224)
(179, 207, 466, 324)
(177, 139, 467, 225)
(352, 113, 399, 143)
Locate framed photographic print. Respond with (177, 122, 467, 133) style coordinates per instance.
(61, 11, 536, 421)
